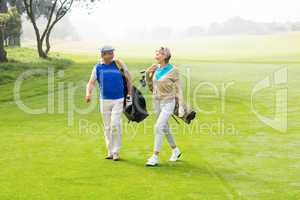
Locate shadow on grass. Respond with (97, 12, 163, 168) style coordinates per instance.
(0, 48, 74, 103)
(116, 157, 209, 175)
(53, 159, 211, 187)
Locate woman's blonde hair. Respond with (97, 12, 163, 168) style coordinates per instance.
(158, 47, 171, 63)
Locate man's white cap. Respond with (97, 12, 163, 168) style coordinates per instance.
(100, 45, 115, 53)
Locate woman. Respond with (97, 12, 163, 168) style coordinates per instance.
(145, 47, 185, 166)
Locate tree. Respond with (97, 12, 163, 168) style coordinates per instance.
(4, 7, 21, 46)
(23, 0, 74, 58)
(5, 0, 73, 48)
(0, 16, 8, 62)
(5, 0, 23, 46)
(0, 0, 8, 62)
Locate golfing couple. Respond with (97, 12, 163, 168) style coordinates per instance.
(85, 45, 184, 166)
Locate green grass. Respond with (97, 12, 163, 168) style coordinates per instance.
(0, 33, 300, 199)
(0, 48, 72, 84)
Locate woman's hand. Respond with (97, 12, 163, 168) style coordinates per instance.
(178, 106, 185, 117)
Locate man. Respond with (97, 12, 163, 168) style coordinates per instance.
(85, 45, 132, 161)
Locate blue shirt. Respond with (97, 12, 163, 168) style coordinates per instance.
(93, 61, 125, 99)
(155, 63, 174, 80)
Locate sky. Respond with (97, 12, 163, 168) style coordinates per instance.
(68, 0, 300, 40)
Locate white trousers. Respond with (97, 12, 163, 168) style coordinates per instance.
(100, 98, 123, 155)
(153, 98, 177, 152)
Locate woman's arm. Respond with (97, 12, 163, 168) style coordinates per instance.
(174, 68, 184, 106)
(174, 67, 185, 117)
(145, 64, 157, 92)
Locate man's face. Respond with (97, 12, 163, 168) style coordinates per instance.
(102, 51, 114, 62)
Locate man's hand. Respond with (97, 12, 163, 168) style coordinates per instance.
(85, 95, 92, 103)
(125, 95, 132, 107)
(86, 79, 96, 103)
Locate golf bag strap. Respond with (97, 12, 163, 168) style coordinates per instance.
(115, 59, 125, 76)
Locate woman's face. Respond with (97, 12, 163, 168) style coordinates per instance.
(155, 50, 165, 63)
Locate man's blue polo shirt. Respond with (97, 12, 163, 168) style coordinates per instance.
(90, 60, 125, 100)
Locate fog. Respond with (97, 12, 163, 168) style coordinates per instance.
(67, 0, 300, 40)
(22, 0, 300, 43)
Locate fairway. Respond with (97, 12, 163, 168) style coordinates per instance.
(0, 33, 300, 200)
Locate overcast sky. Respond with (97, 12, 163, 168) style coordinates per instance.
(68, 0, 300, 39)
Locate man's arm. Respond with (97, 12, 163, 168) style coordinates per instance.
(124, 70, 133, 96)
(85, 66, 97, 103)
(119, 60, 133, 96)
(85, 79, 96, 103)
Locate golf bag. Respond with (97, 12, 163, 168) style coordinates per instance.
(124, 86, 149, 123)
(114, 59, 149, 122)
(173, 98, 196, 124)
